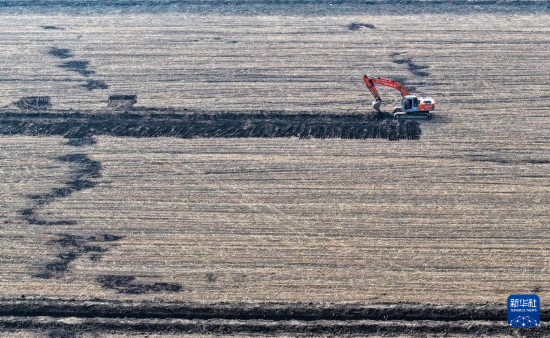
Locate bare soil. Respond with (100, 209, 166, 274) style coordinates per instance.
(0, 2, 549, 336)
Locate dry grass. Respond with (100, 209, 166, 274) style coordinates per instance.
(0, 11, 549, 310)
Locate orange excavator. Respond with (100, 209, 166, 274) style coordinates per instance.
(363, 75, 435, 119)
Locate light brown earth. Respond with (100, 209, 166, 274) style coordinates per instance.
(0, 11, 549, 336)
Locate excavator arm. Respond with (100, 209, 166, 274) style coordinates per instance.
(363, 75, 382, 102)
(363, 75, 409, 101)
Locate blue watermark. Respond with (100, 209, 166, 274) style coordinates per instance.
(508, 294, 540, 327)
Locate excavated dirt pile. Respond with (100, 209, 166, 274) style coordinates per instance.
(0, 111, 421, 141)
(13, 97, 52, 110)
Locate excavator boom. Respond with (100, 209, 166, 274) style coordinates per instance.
(363, 75, 409, 100)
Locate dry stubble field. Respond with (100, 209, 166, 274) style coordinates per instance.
(0, 6, 550, 336)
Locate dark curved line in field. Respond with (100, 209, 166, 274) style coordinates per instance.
(16, 154, 122, 280)
(13, 148, 125, 280)
(391, 53, 431, 78)
(34, 234, 124, 279)
(59, 60, 94, 77)
(97, 275, 182, 294)
(14, 143, 181, 292)
(0, 110, 421, 141)
(82, 79, 109, 91)
(48, 47, 73, 59)
(18, 154, 101, 226)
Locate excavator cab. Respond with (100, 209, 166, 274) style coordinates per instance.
(402, 95, 419, 113)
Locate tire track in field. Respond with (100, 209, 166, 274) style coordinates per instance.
(390, 52, 431, 84)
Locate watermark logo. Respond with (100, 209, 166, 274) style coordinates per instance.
(508, 294, 540, 327)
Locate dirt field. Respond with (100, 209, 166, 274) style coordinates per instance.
(0, 1, 550, 336)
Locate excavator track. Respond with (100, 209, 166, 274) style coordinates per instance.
(394, 112, 432, 120)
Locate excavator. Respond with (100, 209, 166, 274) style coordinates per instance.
(363, 75, 435, 119)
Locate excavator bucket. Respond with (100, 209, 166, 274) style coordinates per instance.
(372, 100, 382, 113)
